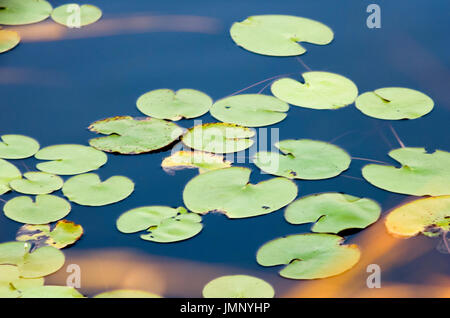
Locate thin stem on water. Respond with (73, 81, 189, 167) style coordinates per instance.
(295, 56, 312, 71)
(341, 174, 364, 181)
(389, 124, 406, 148)
(226, 73, 294, 97)
(352, 157, 390, 165)
(443, 231, 450, 254)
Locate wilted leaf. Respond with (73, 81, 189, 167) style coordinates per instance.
(0, 158, 21, 195)
(10, 172, 63, 195)
(51, 4, 102, 27)
(161, 151, 231, 174)
(20, 285, 84, 298)
(0, 0, 52, 25)
(94, 289, 161, 298)
(0, 29, 20, 53)
(0, 134, 39, 159)
(202, 275, 274, 298)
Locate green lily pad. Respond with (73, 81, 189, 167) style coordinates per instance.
(161, 151, 232, 174)
(0, 159, 21, 195)
(62, 173, 134, 206)
(355, 87, 434, 120)
(94, 289, 161, 298)
(0, 0, 52, 25)
(89, 116, 184, 154)
(362, 148, 450, 196)
(0, 29, 20, 53)
(35, 144, 107, 175)
(182, 123, 254, 154)
(230, 15, 333, 56)
(3, 195, 71, 224)
(0, 265, 44, 298)
(51, 4, 102, 27)
(285, 193, 381, 233)
(256, 233, 360, 279)
(16, 220, 83, 249)
(202, 275, 275, 298)
(210, 94, 289, 127)
(20, 285, 84, 298)
(0, 134, 39, 159)
(253, 139, 351, 180)
(136, 88, 212, 121)
(117, 206, 203, 243)
(183, 167, 298, 218)
(271, 72, 358, 110)
(10, 172, 63, 195)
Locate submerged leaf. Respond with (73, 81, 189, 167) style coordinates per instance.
(89, 116, 183, 154)
(137, 88, 212, 121)
(20, 285, 84, 298)
(202, 275, 274, 298)
(0, 158, 21, 195)
(253, 139, 351, 180)
(256, 234, 360, 279)
(271, 72, 358, 110)
(94, 289, 161, 298)
(51, 4, 102, 27)
(362, 148, 450, 196)
(0, 29, 20, 53)
(161, 151, 231, 174)
(0, 134, 39, 159)
(183, 167, 298, 218)
(230, 15, 333, 56)
(0, 0, 52, 25)
(10, 172, 63, 195)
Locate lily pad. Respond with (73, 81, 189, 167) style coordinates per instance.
(253, 139, 351, 180)
(20, 285, 84, 298)
(94, 289, 161, 298)
(62, 173, 134, 206)
(161, 151, 231, 174)
(0, 159, 21, 195)
(51, 4, 102, 27)
(0, 0, 52, 25)
(355, 87, 434, 120)
(183, 167, 298, 218)
(202, 275, 275, 298)
(136, 88, 212, 121)
(385, 196, 450, 238)
(0, 29, 20, 53)
(16, 220, 83, 249)
(230, 15, 333, 56)
(210, 94, 289, 127)
(89, 116, 184, 154)
(256, 233, 360, 279)
(182, 123, 254, 154)
(35, 144, 107, 175)
(10, 172, 63, 195)
(3, 195, 71, 224)
(0, 265, 44, 298)
(362, 148, 450, 196)
(285, 193, 381, 233)
(0, 134, 39, 159)
(271, 72, 358, 109)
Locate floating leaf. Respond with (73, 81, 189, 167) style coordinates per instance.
(202, 275, 274, 298)
(94, 289, 161, 298)
(89, 116, 183, 154)
(0, 0, 52, 25)
(362, 148, 450, 196)
(256, 233, 360, 279)
(20, 285, 84, 298)
(271, 72, 358, 110)
(35, 144, 107, 175)
(16, 220, 83, 249)
(183, 167, 297, 218)
(182, 123, 254, 154)
(0, 29, 20, 53)
(253, 139, 351, 180)
(137, 88, 212, 121)
(0, 265, 44, 298)
(10, 172, 63, 195)
(0, 134, 39, 159)
(355, 87, 434, 120)
(117, 206, 203, 243)
(161, 151, 231, 174)
(210, 94, 289, 127)
(0, 159, 21, 195)
(51, 4, 102, 27)
(230, 15, 333, 57)
(285, 193, 381, 233)
(3, 195, 71, 224)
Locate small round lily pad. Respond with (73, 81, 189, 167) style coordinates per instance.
(0, 159, 21, 195)
(51, 4, 102, 27)
(0, 29, 20, 53)
(202, 275, 275, 298)
(0, 0, 53, 25)
(20, 285, 84, 298)
(94, 289, 161, 298)
(10, 172, 63, 195)
(0, 135, 39, 159)
(161, 151, 231, 174)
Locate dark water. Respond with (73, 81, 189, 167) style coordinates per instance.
(0, 0, 449, 297)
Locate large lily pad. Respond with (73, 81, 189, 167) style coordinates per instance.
(0, 134, 39, 159)
(202, 275, 274, 298)
(0, 0, 52, 25)
(3, 195, 71, 224)
(271, 72, 358, 109)
(362, 148, 450, 196)
(161, 151, 231, 174)
(35, 144, 107, 175)
(89, 116, 184, 154)
(0, 29, 20, 53)
(256, 234, 360, 279)
(183, 167, 298, 218)
(94, 289, 161, 298)
(210, 94, 289, 127)
(355, 87, 434, 120)
(20, 285, 84, 298)
(230, 15, 333, 56)
(51, 4, 102, 27)
(0, 159, 21, 195)
(10, 172, 63, 195)
(0, 265, 44, 298)
(285, 193, 381, 233)
(182, 123, 254, 154)
(136, 88, 212, 121)
(253, 139, 351, 180)
(62, 173, 134, 206)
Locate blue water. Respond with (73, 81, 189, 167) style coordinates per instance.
(0, 0, 449, 297)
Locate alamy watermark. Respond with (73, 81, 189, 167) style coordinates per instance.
(366, 4, 381, 29)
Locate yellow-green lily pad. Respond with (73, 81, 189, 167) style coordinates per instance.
(202, 275, 274, 298)
(0, 158, 21, 195)
(20, 285, 84, 298)
(0, 29, 20, 53)
(10, 172, 63, 195)
(0, 0, 52, 25)
(161, 151, 231, 174)
(0, 135, 39, 159)
(51, 4, 102, 27)
(94, 289, 161, 298)
(0, 265, 44, 298)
